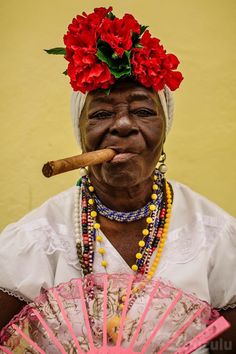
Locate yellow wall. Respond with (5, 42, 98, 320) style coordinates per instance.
(1, 0, 236, 230)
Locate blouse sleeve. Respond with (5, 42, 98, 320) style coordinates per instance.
(0, 218, 60, 303)
(208, 217, 236, 309)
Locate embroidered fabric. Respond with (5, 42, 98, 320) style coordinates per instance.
(0, 182, 235, 311)
(20, 218, 80, 270)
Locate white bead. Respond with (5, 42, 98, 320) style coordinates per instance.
(75, 238, 80, 243)
(74, 215, 79, 223)
(159, 164, 168, 173)
(79, 168, 88, 176)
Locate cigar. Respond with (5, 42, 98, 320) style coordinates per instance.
(42, 148, 116, 177)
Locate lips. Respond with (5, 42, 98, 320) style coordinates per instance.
(110, 152, 137, 163)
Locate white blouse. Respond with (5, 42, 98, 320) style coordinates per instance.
(0, 181, 236, 311)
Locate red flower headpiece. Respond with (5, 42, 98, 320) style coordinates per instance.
(45, 7, 183, 94)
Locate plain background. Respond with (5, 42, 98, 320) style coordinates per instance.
(0, 0, 236, 230)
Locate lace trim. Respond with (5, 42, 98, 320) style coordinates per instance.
(218, 302, 236, 311)
(0, 287, 30, 304)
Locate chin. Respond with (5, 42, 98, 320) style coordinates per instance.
(99, 161, 150, 188)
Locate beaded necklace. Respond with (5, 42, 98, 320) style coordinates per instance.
(74, 169, 173, 280)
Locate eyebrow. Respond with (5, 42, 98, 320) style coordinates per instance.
(89, 93, 155, 107)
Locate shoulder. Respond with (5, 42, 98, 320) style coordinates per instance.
(2, 186, 76, 233)
(166, 180, 236, 264)
(0, 186, 80, 300)
(0, 186, 78, 266)
(170, 180, 234, 227)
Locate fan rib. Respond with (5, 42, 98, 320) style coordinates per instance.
(102, 274, 108, 347)
(115, 275, 134, 347)
(51, 288, 84, 354)
(157, 305, 205, 354)
(128, 281, 160, 350)
(0, 345, 13, 354)
(11, 323, 46, 354)
(174, 316, 231, 354)
(141, 290, 183, 354)
(76, 278, 96, 351)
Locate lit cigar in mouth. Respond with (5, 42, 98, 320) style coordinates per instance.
(42, 148, 116, 178)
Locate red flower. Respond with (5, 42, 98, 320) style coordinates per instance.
(63, 7, 115, 92)
(100, 14, 140, 57)
(56, 8, 183, 93)
(131, 31, 183, 91)
(68, 61, 115, 93)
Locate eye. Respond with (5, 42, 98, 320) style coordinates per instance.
(89, 110, 113, 119)
(131, 108, 156, 117)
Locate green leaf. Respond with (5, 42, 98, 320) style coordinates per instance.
(104, 88, 111, 95)
(96, 47, 131, 79)
(140, 25, 148, 35)
(96, 48, 114, 67)
(62, 69, 68, 75)
(44, 47, 66, 55)
(107, 12, 115, 20)
(134, 43, 143, 48)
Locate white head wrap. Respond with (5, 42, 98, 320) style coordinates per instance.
(71, 86, 174, 146)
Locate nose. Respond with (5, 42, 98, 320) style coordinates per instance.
(109, 112, 139, 137)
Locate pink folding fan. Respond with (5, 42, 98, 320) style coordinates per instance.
(0, 274, 230, 354)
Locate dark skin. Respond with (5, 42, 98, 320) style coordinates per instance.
(0, 80, 235, 354)
(79, 80, 166, 266)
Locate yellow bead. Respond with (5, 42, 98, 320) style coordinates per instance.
(146, 217, 153, 224)
(132, 287, 139, 293)
(140, 281, 146, 288)
(138, 240, 145, 247)
(94, 223, 100, 229)
(88, 186, 94, 192)
(132, 264, 138, 271)
(88, 198, 94, 205)
(153, 175, 158, 181)
(147, 274, 152, 280)
(98, 248, 105, 254)
(152, 184, 158, 190)
(119, 304, 124, 310)
(91, 211, 97, 218)
(149, 204, 156, 211)
(96, 235, 103, 242)
(151, 193, 157, 200)
(101, 260, 108, 267)
(136, 252, 142, 260)
(153, 260, 159, 267)
(142, 229, 149, 236)
(121, 295, 126, 302)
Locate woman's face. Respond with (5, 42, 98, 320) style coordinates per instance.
(79, 80, 165, 187)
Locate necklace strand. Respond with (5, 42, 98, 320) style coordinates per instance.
(74, 169, 173, 280)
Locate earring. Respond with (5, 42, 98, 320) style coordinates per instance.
(158, 152, 168, 174)
(79, 167, 88, 176)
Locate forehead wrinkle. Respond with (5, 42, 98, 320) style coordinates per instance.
(88, 91, 157, 111)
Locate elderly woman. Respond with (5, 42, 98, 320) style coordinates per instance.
(0, 7, 235, 353)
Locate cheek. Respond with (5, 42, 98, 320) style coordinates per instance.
(140, 119, 165, 151)
(80, 120, 109, 151)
